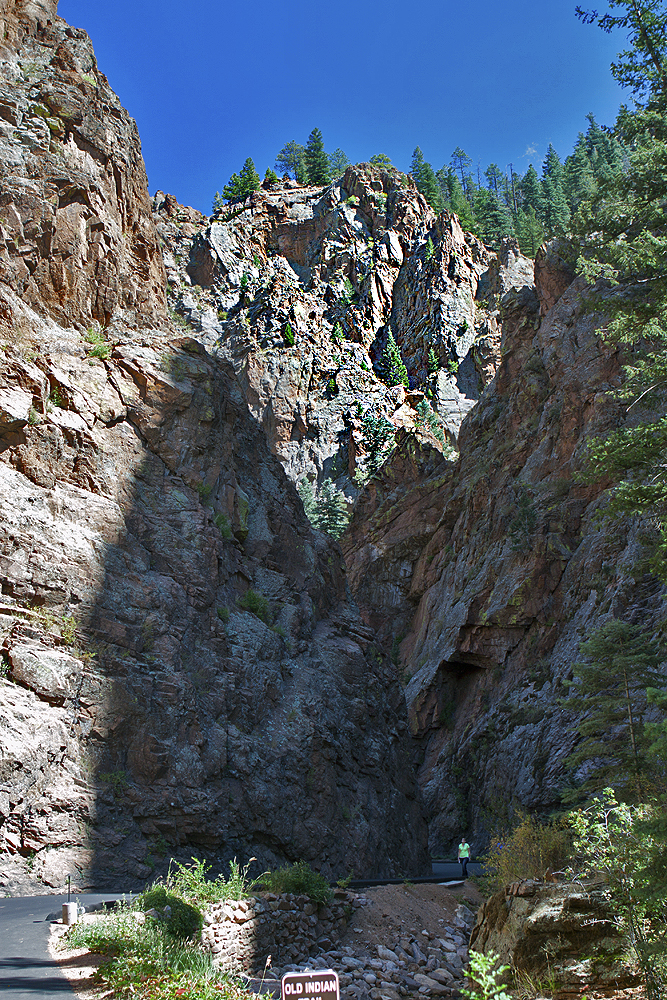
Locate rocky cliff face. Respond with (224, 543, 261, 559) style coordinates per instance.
(0, 1, 654, 891)
(342, 244, 662, 855)
(0, 0, 428, 893)
(155, 168, 513, 495)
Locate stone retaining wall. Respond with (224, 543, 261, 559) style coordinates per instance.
(201, 890, 358, 973)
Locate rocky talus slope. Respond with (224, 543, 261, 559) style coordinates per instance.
(0, 0, 428, 893)
(342, 242, 664, 855)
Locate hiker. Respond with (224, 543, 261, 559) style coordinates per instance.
(458, 837, 471, 878)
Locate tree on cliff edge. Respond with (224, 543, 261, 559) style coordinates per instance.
(304, 128, 330, 186)
(275, 140, 306, 182)
(222, 157, 261, 202)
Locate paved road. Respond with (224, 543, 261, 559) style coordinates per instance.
(0, 893, 119, 1000)
(431, 860, 481, 880)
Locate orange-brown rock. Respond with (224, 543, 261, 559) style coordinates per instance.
(0, 0, 166, 328)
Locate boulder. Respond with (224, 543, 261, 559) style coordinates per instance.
(470, 880, 640, 994)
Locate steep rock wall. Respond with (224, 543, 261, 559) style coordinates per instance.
(0, 0, 428, 893)
(343, 250, 663, 854)
(154, 170, 519, 494)
(0, 0, 165, 328)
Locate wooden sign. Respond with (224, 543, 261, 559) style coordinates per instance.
(281, 970, 340, 1000)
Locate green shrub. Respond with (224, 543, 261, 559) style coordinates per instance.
(197, 482, 213, 505)
(61, 900, 248, 1000)
(84, 327, 112, 359)
(137, 887, 202, 939)
(165, 856, 255, 904)
(256, 860, 332, 905)
(214, 512, 232, 538)
(284, 322, 295, 346)
(461, 951, 511, 1000)
(478, 813, 571, 894)
(236, 589, 270, 623)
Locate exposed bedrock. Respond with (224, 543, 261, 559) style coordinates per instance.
(0, 0, 428, 893)
(343, 249, 664, 855)
(154, 172, 533, 494)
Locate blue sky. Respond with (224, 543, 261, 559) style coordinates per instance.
(58, 0, 626, 215)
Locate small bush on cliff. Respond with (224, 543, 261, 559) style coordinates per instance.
(380, 331, 409, 388)
(237, 588, 270, 624)
(84, 327, 111, 360)
(256, 860, 332, 905)
(479, 813, 571, 893)
(360, 410, 396, 475)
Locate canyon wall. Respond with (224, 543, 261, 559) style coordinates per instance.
(0, 0, 428, 893)
(342, 245, 663, 855)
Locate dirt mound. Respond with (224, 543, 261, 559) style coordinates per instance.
(340, 882, 482, 954)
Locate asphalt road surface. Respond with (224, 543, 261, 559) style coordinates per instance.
(0, 893, 119, 1000)
(431, 860, 481, 880)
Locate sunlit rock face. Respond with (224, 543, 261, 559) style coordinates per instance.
(153, 169, 528, 494)
(0, 0, 429, 894)
(0, 0, 166, 329)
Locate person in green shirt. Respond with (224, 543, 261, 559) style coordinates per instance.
(458, 838, 471, 878)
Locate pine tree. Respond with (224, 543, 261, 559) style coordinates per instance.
(563, 133, 597, 212)
(275, 141, 306, 182)
(571, 12, 667, 571)
(437, 167, 475, 229)
(519, 164, 544, 218)
(542, 145, 571, 235)
(411, 147, 444, 210)
(297, 478, 317, 525)
(516, 206, 545, 257)
(328, 148, 350, 177)
(222, 158, 261, 201)
(561, 619, 666, 803)
(484, 163, 506, 196)
(450, 147, 473, 201)
(369, 153, 392, 168)
(576, 1, 667, 100)
(474, 189, 515, 249)
(381, 331, 409, 388)
(304, 128, 330, 186)
(315, 480, 349, 538)
(361, 411, 396, 474)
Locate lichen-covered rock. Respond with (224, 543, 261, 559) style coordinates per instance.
(471, 880, 640, 996)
